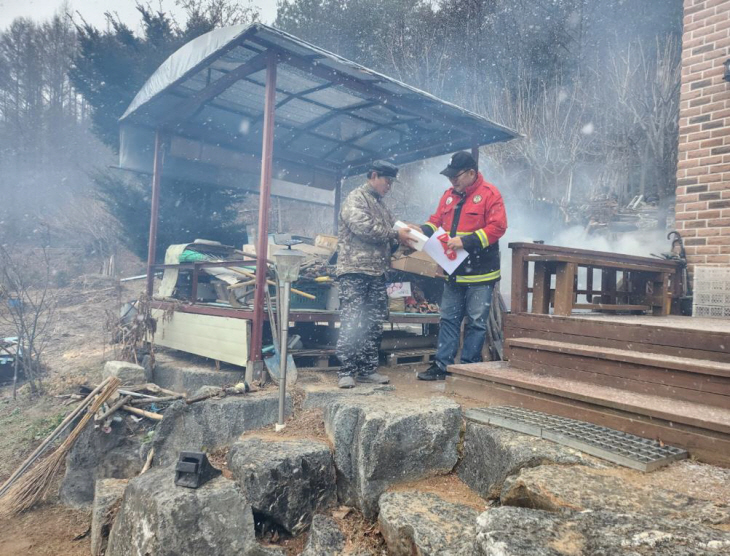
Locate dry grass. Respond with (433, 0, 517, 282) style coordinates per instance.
(0, 378, 120, 515)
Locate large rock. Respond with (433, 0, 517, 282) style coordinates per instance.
(228, 437, 337, 535)
(106, 467, 256, 556)
(324, 395, 461, 519)
(301, 515, 346, 556)
(501, 464, 730, 525)
(378, 491, 479, 555)
(153, 361, 245, 395)
(90, 478, 127, 556)
(103, 360, 146, 385)
(475, 506, 730, 556)
(152, 392, 290, 466)
(60, 421, 142, 508)
(457, 422, 594, 500)
(302, 383, 395, 410)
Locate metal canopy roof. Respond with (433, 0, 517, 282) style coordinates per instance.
(119, 23, 518, 185)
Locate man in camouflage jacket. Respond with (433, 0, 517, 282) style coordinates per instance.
(335, 161, 414, 388)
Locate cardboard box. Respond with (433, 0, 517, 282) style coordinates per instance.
(315, 234, 338, 252)
(391, 250, 442, 278)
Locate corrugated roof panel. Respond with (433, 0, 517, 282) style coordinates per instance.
(275, 97, 329, 125)
(355, 128, 401, 151)
(302, 86, 365, 109)
(246, 66, 324, 95)
(220, 45, 257, 64)
(349, 103, 400, 124)
(287, 133, 340, 157)
(314, 114, 376, 142)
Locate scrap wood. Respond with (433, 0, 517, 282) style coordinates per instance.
(96, 395, 133, 421)
(126, 383, 186, 398)
(0, 377, 117, 500)
(0, 377, 121, 515)
(121, 405, 163, 421)
(130, 394, 184, 406)
(229, 267, 317, 300)
(141, 448, 154, 474)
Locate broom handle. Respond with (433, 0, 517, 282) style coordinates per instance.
(0, 377, 113, 497)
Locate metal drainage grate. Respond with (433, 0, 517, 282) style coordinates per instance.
(465, 406, 688, 472)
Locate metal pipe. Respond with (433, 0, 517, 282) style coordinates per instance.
(250, 52, 278, 363)
(333, 175, 342, 234)
(146, 130, 164, 297)
(277, 280, 291, 426)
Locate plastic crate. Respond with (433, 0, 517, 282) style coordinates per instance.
(270, 282, 330, 310)
(692, 266, 730, 319)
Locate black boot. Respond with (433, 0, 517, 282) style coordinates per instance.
(417, 363, 448, 381)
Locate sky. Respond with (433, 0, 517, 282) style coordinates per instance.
(0, 0, 278, 30)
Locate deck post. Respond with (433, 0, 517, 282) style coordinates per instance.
(249, 52, 278, 368)
(145, 130, 164, 297)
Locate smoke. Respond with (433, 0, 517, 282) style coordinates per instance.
(392, 155, 672, 307)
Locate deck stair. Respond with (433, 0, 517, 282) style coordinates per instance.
(447, 313, 730, 466)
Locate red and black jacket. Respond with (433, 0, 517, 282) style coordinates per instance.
(421, 173, 507, 284)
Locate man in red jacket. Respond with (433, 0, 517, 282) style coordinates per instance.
(417, 151, 507, 380)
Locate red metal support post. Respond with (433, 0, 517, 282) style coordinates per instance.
(146, 130, 164, 297)
(250, 52, 278, 363)
(471, 141, 480, 166)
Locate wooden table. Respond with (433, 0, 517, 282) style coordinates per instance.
(509, 243, 682, 316)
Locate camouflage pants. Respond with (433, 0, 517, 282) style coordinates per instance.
(336, 273, 388, 378)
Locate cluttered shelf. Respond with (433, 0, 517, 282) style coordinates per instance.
(150, 235, 444, 323)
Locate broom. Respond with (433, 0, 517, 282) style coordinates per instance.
(0, 376, 121, 516)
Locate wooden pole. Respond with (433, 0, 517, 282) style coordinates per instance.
(146, 131, 164, 297)
(250, 53, 278, 363)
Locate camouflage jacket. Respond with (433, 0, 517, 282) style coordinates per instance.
(336, 184, 398, 277)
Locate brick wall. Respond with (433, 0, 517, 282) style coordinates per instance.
(676, 0, 730, 266)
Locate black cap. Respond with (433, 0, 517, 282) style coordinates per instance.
(440, 151, 477, 178)
(368, 160, 399, 179)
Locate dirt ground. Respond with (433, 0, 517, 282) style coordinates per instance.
(1, 276, 730, 555)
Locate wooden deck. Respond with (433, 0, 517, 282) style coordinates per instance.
(447, 312, 730, 466)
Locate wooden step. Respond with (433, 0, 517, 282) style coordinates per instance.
(446, 362, 730, 466)
(506, 338, 730, 406)
(504, 313, 730, 363)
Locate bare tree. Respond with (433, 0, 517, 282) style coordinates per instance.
(480, 72, 595, 204)
(604, 35, 681, 201)
(0, 244, 58, 397)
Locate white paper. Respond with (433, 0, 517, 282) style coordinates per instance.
(393, 221, 428, 251)
(423, 227, 468, 275)
(386, 282, 412, 298)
